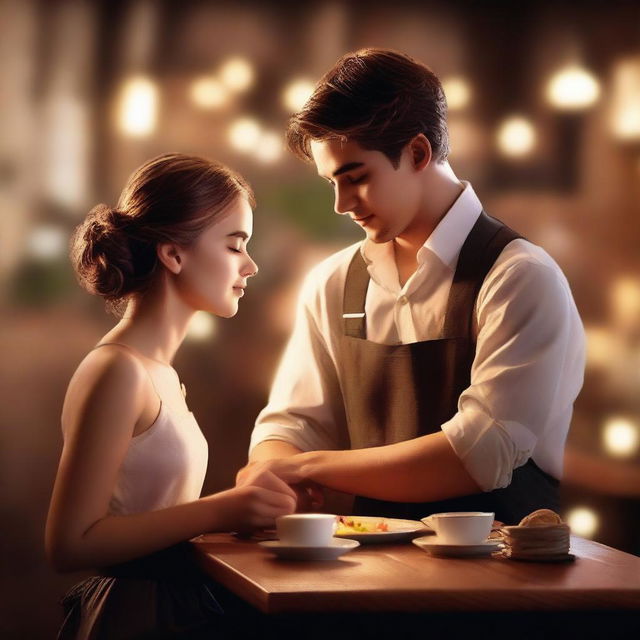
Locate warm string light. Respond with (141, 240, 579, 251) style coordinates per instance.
(229, 118, 262, 152)
(611, 56, 640, 141)
(496, 116, 536, 157)
(566, 507, 598, 538)
(186, 311, 217, 342)
(442, 76, 471, 111)
(546, 65, 600, 110)
(117, 76, 158, 137)
(602, 417, 639, 458)
(190, 77, 229, 110)
(584, 326, 612, 370)
(219, 57, 254, 93)
(283, 79, 315, 112)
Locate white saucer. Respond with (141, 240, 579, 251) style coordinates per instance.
(259, 537, 360, 561)
(413, 535, 502, 557)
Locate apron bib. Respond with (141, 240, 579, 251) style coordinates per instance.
(337, 212, 559, 525)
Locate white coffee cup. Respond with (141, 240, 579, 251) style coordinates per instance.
(422, 512, 494, 545)
(276, 513, 338, 547)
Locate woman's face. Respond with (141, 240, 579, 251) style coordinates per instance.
(176, 196, 258, 318)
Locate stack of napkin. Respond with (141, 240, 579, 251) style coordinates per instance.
(500, 509, 573, 562)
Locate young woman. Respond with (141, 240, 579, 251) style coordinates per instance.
(46, 153, 297, 639)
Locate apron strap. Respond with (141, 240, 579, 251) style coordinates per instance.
(343, 247, 370, 338)
(443, 211, 523, 339)
(342, 213, 523, 341)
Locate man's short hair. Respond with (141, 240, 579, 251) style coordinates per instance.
(286, 48, 450, 168)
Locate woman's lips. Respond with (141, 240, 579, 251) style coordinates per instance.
(233, 287, 245, 297)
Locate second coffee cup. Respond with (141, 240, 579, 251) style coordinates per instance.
(422, 512, 494, 545)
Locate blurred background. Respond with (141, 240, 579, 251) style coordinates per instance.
(1, 0, 640, 636)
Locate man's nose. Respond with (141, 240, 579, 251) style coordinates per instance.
(334, 186, 356, 216)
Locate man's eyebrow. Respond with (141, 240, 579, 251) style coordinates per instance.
(226, 231, 249, 240)
(323, 162, 365, 179)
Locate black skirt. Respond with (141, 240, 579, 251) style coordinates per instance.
(57, 543, 230, 640)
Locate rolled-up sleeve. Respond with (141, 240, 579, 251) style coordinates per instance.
(441, 258, 586, 491)
(249, 273, 348, 455)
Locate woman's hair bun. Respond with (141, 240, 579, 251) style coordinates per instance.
(69, 203, 149, 302)
(69, 153, 255, 316)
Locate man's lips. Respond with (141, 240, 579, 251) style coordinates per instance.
(352, 214, 373, 225)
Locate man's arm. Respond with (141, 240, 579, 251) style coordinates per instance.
(249, 440, 303, 463)
(262, 430, 481, 502)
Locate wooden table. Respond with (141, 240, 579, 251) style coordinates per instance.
(192, 533, 640, 615)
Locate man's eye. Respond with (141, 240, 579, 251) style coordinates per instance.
(348, 174, 367, 185)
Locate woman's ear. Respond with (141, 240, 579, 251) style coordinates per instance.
(157, 243, 183, 275)
(409, 133, 432, 171)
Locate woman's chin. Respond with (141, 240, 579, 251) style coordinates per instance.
(219, 303, 239, 318)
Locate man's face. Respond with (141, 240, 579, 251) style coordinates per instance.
(310, 138, 423, 244)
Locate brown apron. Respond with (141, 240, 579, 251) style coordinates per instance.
(337, 212, 559, 525)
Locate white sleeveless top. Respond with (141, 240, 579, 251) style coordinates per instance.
(90, 343, 209, 516)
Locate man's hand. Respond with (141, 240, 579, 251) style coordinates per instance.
(236, 457, 324, 512)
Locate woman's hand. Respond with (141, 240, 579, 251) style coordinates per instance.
(237, 457, 324, 513)
(208, 464, 297, 533)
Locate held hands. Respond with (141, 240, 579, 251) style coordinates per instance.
(236, 457, 325, 513)
(211, 463, 297, 534)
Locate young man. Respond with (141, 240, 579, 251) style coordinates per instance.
(241, 48, 585, 524)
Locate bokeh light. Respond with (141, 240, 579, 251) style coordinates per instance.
(190, 76, 229, 109)
(228, 117, 262, 153)
(117, 76, 158, 137)
(611, 56, 640, 141)
(546, 65, 600, 110)
(566, 507, 599, 538)
(219, 57, 254, 93)
(584, 326, 613, 370)
(442, 76, 471, 111)
(610, 276, 640, 331)
(496, 116, 536, 157)
(282, 79, 315, 112)
(255, 130, 283, 164)
(186, 311, 217, 342)
(602, 417, 640, 458)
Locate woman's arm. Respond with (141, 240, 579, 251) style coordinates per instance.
(45, 349, 295, 572)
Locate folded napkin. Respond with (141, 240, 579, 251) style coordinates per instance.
(499, 509, 574, 562)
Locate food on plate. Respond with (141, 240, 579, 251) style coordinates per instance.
(335, 516, 389, 535)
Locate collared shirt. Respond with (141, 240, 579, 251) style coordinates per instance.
(250, 182, 586, 492)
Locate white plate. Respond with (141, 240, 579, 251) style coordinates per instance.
(334, 516, 432, 544)
(259, 537, 360, 561)
(412, 535, 503, 557)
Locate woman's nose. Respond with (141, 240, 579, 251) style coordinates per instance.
(244, 255, 259, 278)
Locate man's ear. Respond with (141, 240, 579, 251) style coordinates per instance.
(409, 134, 432, 171)
(157, 243, 183, 275)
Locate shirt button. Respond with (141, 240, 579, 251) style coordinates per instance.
(398, 295, 409, 305)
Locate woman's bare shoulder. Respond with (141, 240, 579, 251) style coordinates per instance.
(61, 345, 151, 434)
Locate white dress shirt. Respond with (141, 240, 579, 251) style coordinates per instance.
(250, 182, 586, 492)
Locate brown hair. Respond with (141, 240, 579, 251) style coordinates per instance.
(286, 48, 449, 168)
(70, 153, 254, 315)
